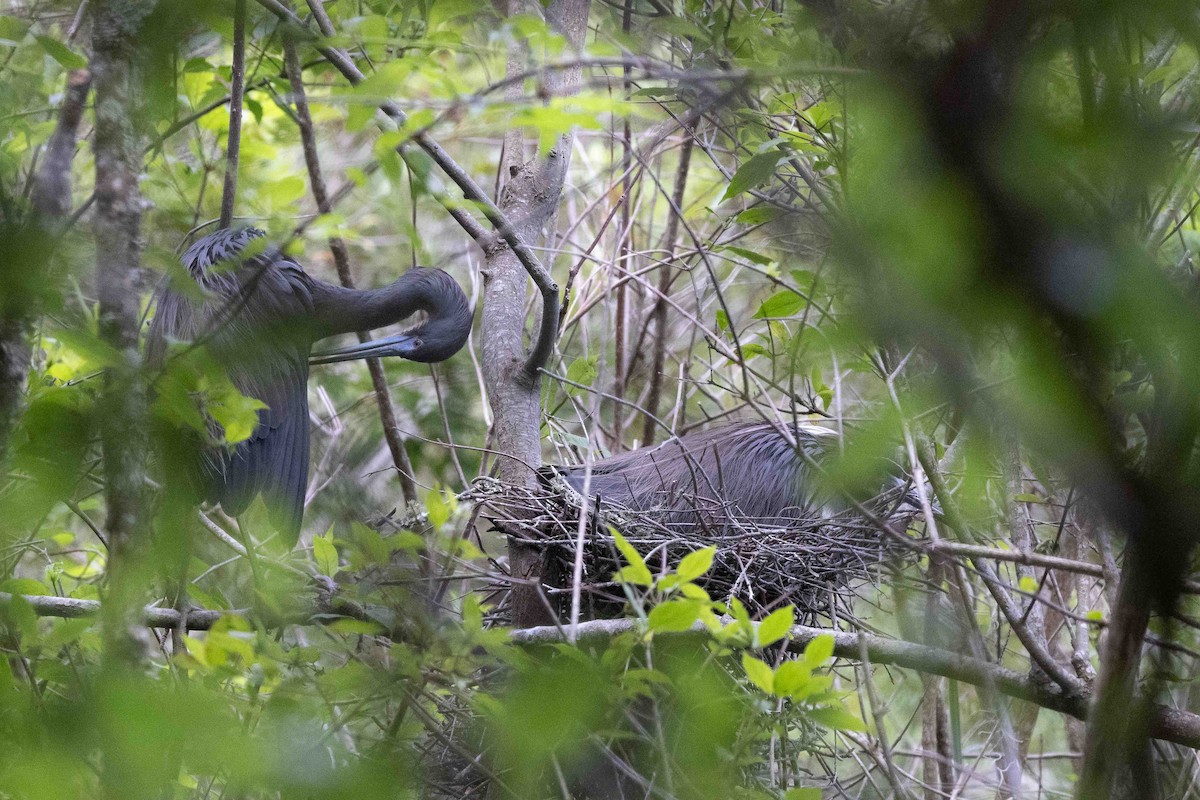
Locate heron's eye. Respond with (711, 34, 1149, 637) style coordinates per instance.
(413, 339, 423, 349)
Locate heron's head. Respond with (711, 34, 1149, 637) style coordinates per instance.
(310, 268, 472, 365)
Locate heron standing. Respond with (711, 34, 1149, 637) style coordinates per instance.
(147, 227, 473, 544)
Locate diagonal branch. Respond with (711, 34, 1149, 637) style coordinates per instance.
(7, 587, 1200, 752)
(281, 32, 420, 506)
(254, 0, 558, 375)
(510, 617, 1200, 751)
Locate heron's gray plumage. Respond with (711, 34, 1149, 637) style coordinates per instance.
(558, 422, 842, 531)
(147, 227, 473, 544)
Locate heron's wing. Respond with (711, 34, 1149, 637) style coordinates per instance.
(555, 422, 834, 529)
(209, 263, 314, 545)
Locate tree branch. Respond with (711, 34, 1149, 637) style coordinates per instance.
(281, 32, 420, 506)
(32, 69, 91, 219)
(6, 589, 1200, 750)
(254, 0, 558, 371)
(219, 0, 247, 229)
(510, 617, 1200, 751)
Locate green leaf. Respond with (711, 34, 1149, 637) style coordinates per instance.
(426, 488, 456, 528)
(716, 309, 730, 332)
(328, 618, 386, 635)
(728, 596, 752, 627)
(722, 245, 773, 266)
(784, 788, 822, 800)
(741, 653, 774, 694)
(756, 605, 795, 647)
(631, 87, 676, 98)
(754, 290, 805, 319)
(773, 660, 811, 698)
(346, 101, 376, 132)
(611, 530, 652, 585)
(0, 15, 30, 46)
(265, 175, 307, 207)
(808, 706, 867, 732)
(36, 36, 86, 69)
(722, 150, 786, 201)
(648, 600, 701, 632)
(2, 595, 38, 641)
(735, 207, 781, 225)
(0, 578, 49, 596)
(803, 101, 837, 129)
(565, 356, 598, 393)
(676, 546, 715, 582)
(313, 528, 339, 577)
(614, 565, 653, 587)
(463, 595, 484, 632)
(206, 382, 267, 444)
(804, 634, 836, 668)
(245, 96, 263, 124)
(1018, 575, 1039, 593)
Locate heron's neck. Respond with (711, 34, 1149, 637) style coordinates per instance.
(307, 268, 465, 341)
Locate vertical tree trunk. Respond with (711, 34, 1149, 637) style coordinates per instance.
(0, 317, 29, 465)
(0, 70, 91, 464)
(483, 0, 589, 627)
(1077, 548, 1155, 799)
(642, 134, 692, 445)
(92, 0, 152, 675)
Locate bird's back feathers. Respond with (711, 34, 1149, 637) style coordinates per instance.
(149, 227, 313, 542)
(557, 422, 840, 531)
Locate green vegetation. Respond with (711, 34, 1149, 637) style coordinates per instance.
(0, 0, 1198, 797)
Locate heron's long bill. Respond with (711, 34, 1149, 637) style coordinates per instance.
(309, 333, 419, 365)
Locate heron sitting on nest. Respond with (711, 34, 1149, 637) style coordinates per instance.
(555, 421, 925, 532)
(543, 421, 930, 615)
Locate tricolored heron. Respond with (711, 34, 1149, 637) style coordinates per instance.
(147, 227, 472, 544)
(557, 421, 926, 531)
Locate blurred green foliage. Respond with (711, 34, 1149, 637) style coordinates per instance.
(0, 0, 1197, 796)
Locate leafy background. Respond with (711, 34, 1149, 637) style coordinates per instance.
(0, 0, 1198, 797)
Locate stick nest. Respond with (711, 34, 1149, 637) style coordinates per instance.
(475, 474, 921, 620)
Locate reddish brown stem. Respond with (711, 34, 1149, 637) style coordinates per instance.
(282, 33, 419, 505)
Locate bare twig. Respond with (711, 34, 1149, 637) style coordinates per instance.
(219, 0, 247, 229)
(254, 0, 559, 376)
(642, 133, 692, 445)
(281, 32, 420, 505)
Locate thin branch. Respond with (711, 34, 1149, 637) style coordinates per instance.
(642, 133, 692, 445)
(281, 32, 420, 505)
(973, 559, 1083, 695)
(254, 0, 559, 374)
(509, 617, 1200, 751)
(219, 0, 247, 229)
